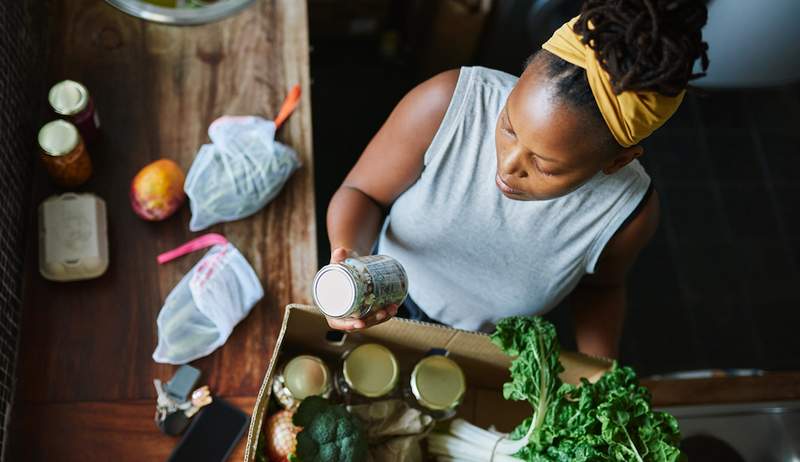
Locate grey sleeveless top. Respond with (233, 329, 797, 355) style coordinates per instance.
(377, 66, 650, 332)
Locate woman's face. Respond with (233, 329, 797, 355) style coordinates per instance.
(494, 62, 624, 201)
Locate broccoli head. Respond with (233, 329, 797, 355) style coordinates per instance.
(290, 396, 368, 462)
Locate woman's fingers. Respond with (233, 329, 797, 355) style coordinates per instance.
(326, 316, 363, 331)
(325, 304, 399, 332)
(330, 247, 359, 264)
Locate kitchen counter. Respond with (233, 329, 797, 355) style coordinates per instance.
(645, 372, 800, 407)
(7, 1, 315, 460)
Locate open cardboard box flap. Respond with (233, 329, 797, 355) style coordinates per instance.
(243, 304, 612, 462)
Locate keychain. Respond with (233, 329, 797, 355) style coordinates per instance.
(154, 366, 213, 435)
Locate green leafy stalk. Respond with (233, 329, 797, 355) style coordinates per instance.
(491, 316, 563, 444)
(491, 316, 684, 462)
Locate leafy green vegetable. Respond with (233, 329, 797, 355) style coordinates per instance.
(491, 316, 684, 462)
(290, 396, 368, 462)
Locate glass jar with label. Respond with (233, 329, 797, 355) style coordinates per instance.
(272, 355, 332, 411)
(405, 351, 466, 420)
(37, 120, 92, 187)
(313, 255, 408, 319)
(335, 343, 399, 404)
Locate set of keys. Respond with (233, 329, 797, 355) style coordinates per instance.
(154, 365, 213, 435)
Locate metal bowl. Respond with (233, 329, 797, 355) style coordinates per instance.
(105, 0, 256, 25)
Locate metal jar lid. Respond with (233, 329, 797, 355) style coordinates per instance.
(38, 120, 79, 157)
(49, 80, 89, 116)
(411, 355, 466, 411)
(313, 264, 358, 317)
(283, 355, 331, 400)
(343, 343, 399, 398)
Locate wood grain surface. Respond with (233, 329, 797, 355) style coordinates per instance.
(8, 397, 256, 462)
(645, 372, 800, 407)
(9, 0, 314, 460)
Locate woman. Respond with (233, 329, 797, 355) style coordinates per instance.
(324, 0, 709, 358)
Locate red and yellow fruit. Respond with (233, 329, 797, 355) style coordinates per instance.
(130, 159, 185, 221)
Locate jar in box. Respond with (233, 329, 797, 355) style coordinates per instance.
(312, 255, 408, 319)
(272, 355, 332, 411)
(48, 80, 101, 143)
(335, 343, 399, 402)
(405, 351, 466, 420)
(37, 120, 92, 187)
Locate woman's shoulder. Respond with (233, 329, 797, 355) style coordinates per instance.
(468, 66, 519, 92)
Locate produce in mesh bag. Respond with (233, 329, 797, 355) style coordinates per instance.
(428, 316, 684, 462)
(184, 115, 300, 231)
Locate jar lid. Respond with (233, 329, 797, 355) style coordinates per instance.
(411, 355, 466, 411)
(283, 355, 330, 400)
(49, 80, 89, 116)
(313, 265, 357, 317)
(343, 343, 398, 398)
(38, 120, 79, 157)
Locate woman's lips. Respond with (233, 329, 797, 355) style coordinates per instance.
(495, 174, 524, 196)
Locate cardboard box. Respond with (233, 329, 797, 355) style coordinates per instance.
(243, 304, 612, 461)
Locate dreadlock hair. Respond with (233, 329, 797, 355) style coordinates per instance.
(528, 0, 709, 147)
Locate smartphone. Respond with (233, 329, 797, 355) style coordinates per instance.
(167, 398, 250, 462)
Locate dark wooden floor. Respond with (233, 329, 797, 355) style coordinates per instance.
(8, 0, 315, 460)
(310, 39, 800, 377)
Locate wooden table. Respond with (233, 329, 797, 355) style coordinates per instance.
(8, 1, 316, 460)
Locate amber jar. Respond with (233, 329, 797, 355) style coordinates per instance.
(38, 120, 92, 187)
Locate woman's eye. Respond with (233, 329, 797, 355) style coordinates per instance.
(534, 158, 555, 177)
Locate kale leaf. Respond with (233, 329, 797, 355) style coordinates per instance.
(491, 316, 684, 462)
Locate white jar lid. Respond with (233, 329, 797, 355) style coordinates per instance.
(38, 120, 79, 156)
(312, 265, 357, 317)
(49, 80, 89, 115)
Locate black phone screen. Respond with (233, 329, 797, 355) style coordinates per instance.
(167, 398, 250, 462)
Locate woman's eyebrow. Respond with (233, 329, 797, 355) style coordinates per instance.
(504, 105, 515, 132)
(506, 104, 560, 164)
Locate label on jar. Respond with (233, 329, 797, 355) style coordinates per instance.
(346, 255, 408, 310)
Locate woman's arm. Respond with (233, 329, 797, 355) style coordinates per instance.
(325, 70, 460, 330)
(569, 190, 660, 358)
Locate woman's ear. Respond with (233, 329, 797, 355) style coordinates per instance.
(602, 145, 644, 175)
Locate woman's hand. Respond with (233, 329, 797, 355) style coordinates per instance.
(324, 247, 400, 331)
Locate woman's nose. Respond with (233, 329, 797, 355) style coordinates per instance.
(501, 148, 529, 178)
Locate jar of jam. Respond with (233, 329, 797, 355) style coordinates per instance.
(37, 120, 92, 187)
(272, 355, 332, 411)
(405, 350, 466, 420)
(48, 80, 100, 143)
(335, 343, 399, 403)
(313, 255, 408, 319)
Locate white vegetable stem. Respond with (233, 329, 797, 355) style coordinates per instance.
(427, 419, 525, 461)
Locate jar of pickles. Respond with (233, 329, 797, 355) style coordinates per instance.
(37, 120, 92, 187)
(272, 355, 332, 411)
(335, 343, 399, 403)
(313, 255, 408, 319)
(405, 350, 466, 420)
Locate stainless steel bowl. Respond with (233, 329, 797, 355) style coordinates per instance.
(105, 0, 256, 25)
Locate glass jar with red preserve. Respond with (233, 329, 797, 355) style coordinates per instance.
(48, 80, 101, 143)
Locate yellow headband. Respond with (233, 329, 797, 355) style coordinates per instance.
(542, 16, 684, 147)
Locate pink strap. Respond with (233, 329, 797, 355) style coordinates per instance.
(157, 233, 228, 265)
